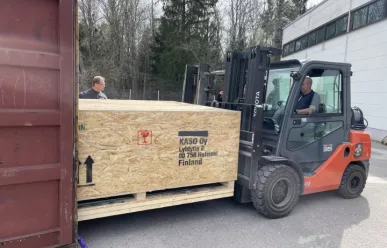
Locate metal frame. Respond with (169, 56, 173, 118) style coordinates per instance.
(181, 65, 198, 104)
(222, 51, 248, 107)
(182, 64, 213, 105)
(183, 46, 282, 191)
(231, 46, 282, 190)
(182, 63, 226, 106)
(195, 64, 211, 105)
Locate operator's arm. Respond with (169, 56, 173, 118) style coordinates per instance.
(296, 93, 321, 115)
(296, 108, 310, 115)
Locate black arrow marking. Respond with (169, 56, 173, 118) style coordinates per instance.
(84, 155, 94, 183)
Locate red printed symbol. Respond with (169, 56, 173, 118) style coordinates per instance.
(138, 130, 152, 145)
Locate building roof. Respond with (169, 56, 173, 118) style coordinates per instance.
(283, 0, 329, 29)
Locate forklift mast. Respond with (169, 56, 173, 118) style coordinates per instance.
(182, 46, 282, 195)
(222, 50, 248, 108)
(181, 64, 214, 105)
(223, 46, 282, 200)
(181, 64, 198, 104)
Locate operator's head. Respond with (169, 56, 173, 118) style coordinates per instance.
(301, 77, 312, 94)
(92, 76, 105, 92)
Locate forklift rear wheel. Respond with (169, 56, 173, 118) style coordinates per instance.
(337, 164, 366, 199)
(251, 164, 301, 219)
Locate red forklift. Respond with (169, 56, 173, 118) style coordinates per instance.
(182, 46, 371, 218)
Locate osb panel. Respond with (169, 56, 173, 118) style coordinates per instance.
(77, 102, 241, 201)
(79, 99, 231, 112)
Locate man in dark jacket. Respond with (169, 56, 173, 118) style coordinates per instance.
(79, 76, 108, 99)
(295, 77, 320, 115)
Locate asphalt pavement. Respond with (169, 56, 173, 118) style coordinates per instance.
(78, 141, 387, 248)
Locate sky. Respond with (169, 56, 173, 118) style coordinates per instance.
(307, 0, 324, 8)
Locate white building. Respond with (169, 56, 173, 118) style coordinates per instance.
(281, 0, 387, 143)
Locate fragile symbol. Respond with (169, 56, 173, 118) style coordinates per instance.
(138, 130, 152, 145)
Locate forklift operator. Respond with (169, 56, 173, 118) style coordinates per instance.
(272, 77, 320, 127)
(294, 77, 320, 115)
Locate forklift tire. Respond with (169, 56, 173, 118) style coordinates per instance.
(337, 164, 366, 199)
(251, 164, 301, 219)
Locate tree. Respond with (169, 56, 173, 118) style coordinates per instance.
(77, 0, 310, 100)
(151, 0, 222, 93)
(260, 0, 309, 49)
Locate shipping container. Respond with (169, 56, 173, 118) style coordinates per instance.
(0, 0, 77, 247)
(0, 1, 240, 247)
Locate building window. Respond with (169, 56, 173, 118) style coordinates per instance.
(295, 39, 301, 52)
(352, 7, 368, 29)
(326, 22, 336, 39)
(368, 0, 386, 24)
(336, 15, 348, 35)
(352, 0, 386, 30)
(282, 0, 387, 57)
(308, 31, 316, 46)
(283, 44, 289, 56)
(316, 26, 326, 43)
(289, 42, 295, 54)
(300, 35, 308, 49)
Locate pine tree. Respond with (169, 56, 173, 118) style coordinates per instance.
(151, 0, 221, 92)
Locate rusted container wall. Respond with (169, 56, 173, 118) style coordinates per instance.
(0, 1, 75, 247)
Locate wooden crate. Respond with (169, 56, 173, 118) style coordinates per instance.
(77, 99, 241, 201)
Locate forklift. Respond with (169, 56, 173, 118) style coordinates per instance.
(182, 45, 371, 219)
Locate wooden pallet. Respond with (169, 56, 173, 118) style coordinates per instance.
(77, 181, 235, 221)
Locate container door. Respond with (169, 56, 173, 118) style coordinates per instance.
(0, 1, 75, 247)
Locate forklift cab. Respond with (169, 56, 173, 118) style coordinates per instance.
(261, 60, 353, 168)
(182, 46, 370, 219)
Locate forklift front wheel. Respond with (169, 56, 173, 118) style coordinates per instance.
(337, 163, 366, 199)
(251, 164, 301, 219)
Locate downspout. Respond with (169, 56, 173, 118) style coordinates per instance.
(344, 0, 352, 62)
(306, 10, 312, 59)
